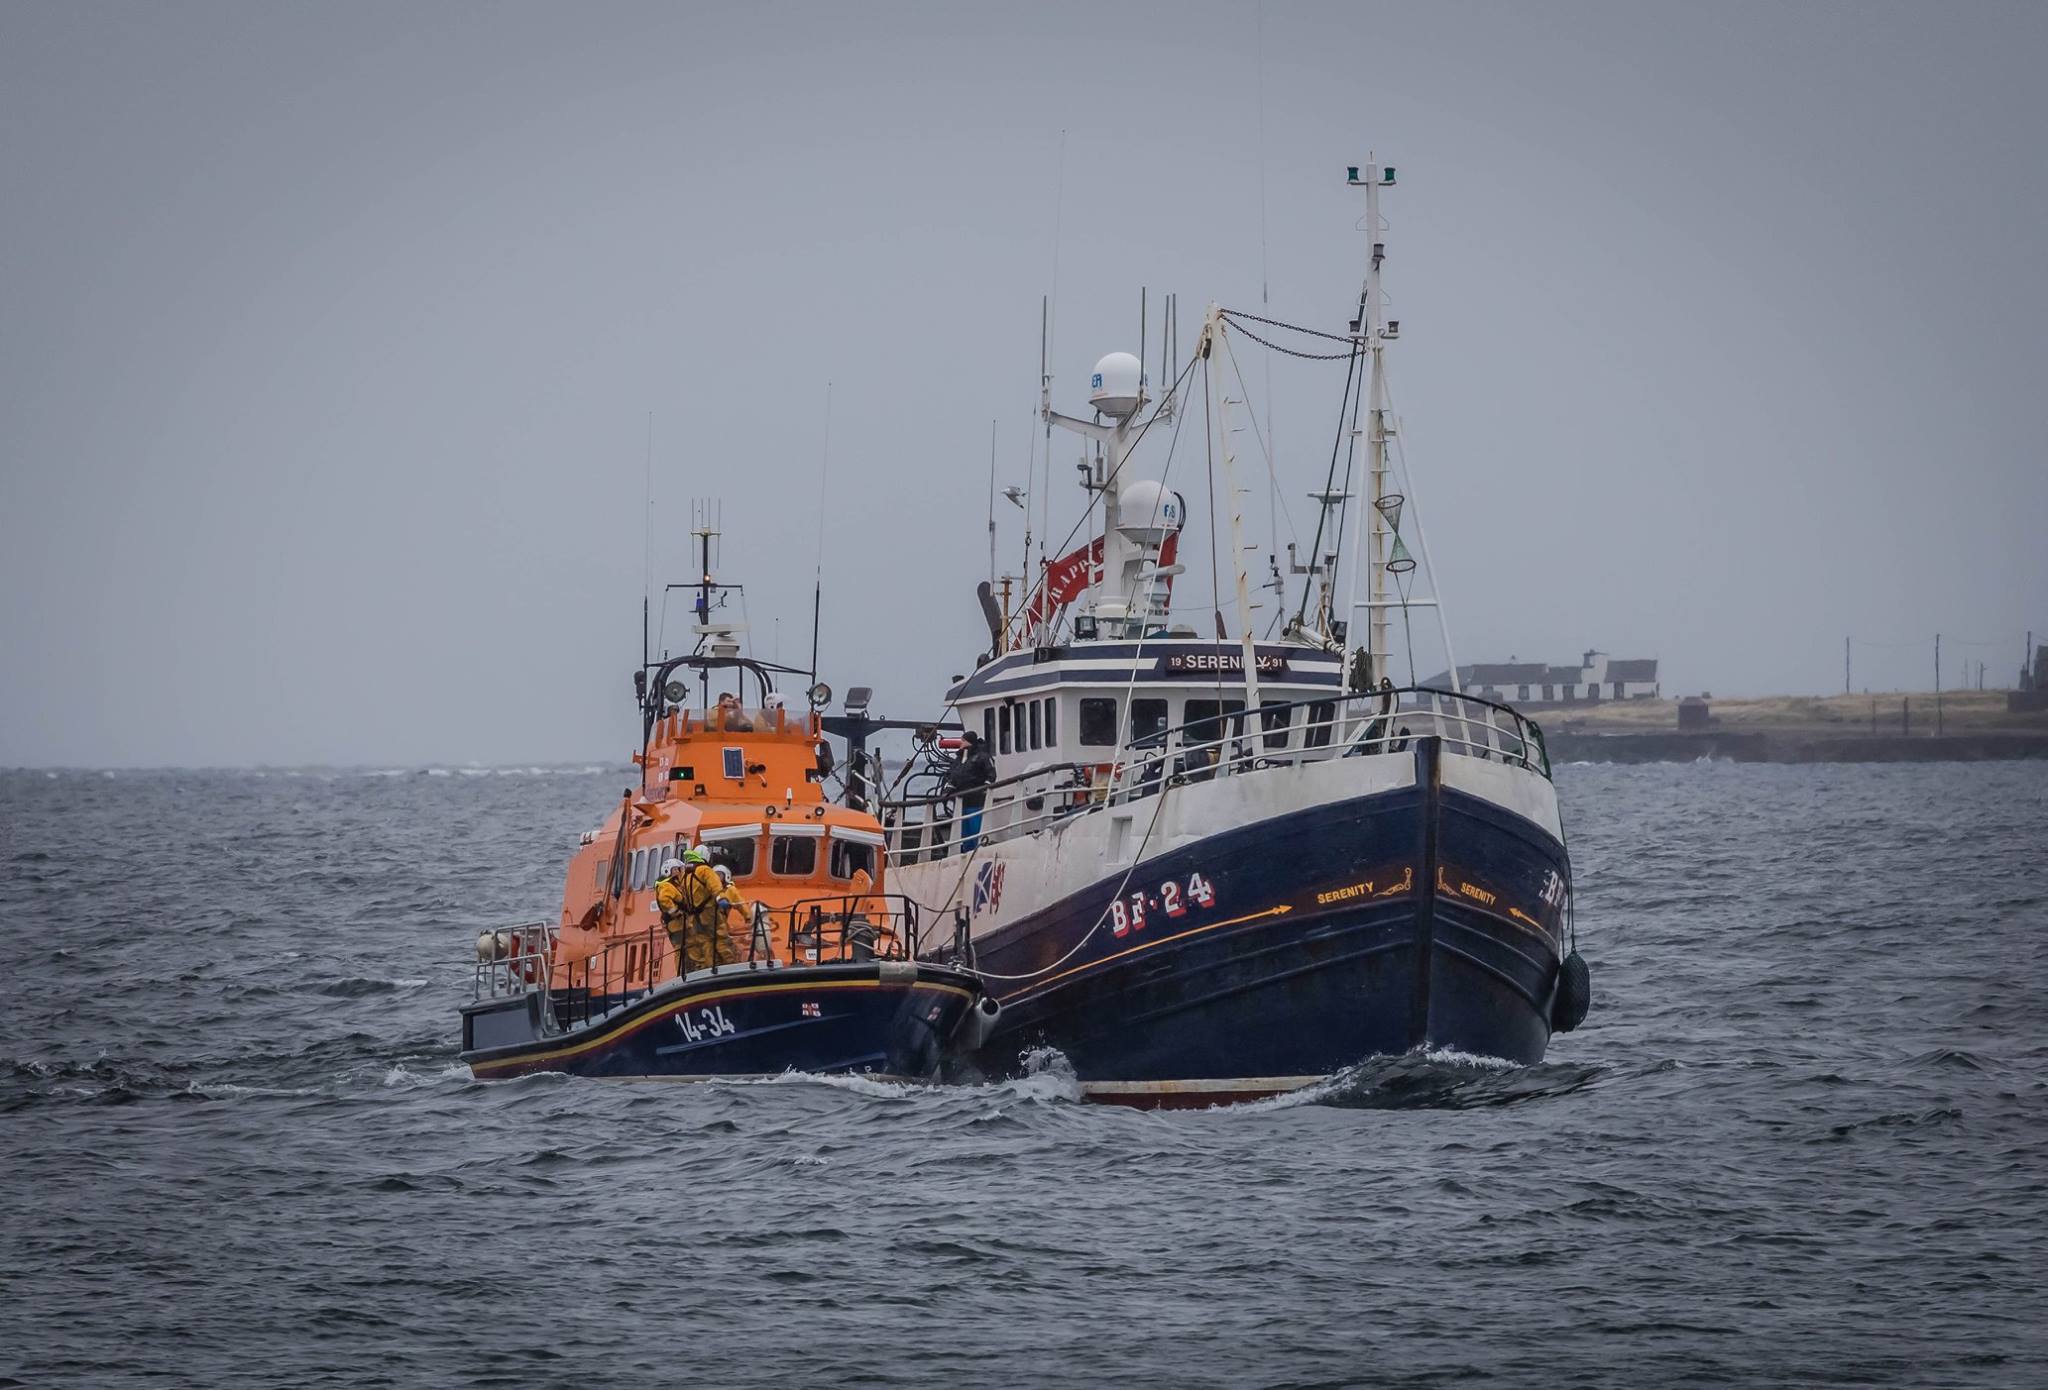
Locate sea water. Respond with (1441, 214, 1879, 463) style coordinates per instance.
(2, 762, 2042, 1386)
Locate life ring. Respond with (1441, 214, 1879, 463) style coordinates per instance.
(510, 930, 545, 985)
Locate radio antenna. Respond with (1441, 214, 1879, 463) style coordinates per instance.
(808, 382, 832, 694)
(642, 410, 653, 674)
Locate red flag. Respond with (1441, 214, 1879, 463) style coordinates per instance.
(1019, 533, 1179, 641)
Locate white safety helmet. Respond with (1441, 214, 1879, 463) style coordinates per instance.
(714, 864, 734, 888)
(659, 857, 685, 876)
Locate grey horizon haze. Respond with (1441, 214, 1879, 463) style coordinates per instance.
(3, 0, 2043, 768)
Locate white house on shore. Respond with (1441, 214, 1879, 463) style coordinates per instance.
(1425, 650, 1660, 706)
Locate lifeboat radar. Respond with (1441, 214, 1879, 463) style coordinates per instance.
(1116, 479, 1185, 543)
(1088, 351, 1147, 419)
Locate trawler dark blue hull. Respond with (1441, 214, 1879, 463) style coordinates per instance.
(460, 962, 986, 1082)
(954, 739, 1573, 1105)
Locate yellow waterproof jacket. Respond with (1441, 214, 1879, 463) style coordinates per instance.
(681, 864, 729, 924)
(654, 872, 700, 926)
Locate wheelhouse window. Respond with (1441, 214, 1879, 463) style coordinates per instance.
(1260, 702, 1291, 750)
(1079, 697, 1118, 747)
(1043, 696, 1058, 745)
(984, 707, 996, 745)
(707, 837, 757, 879)
(770, 834, 818, 876)
(1183, 699, 1245, 748)
(1304, 701, 1337, 749)
(1028, 700, 1041, 750)
(1130, 698, 1169, 744)
(999, 704, 1012, 754)
(829, 838, 875, 880)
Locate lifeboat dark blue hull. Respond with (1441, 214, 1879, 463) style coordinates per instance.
(954, 739, 1574, 1105)
(460, 961, 986, 1082)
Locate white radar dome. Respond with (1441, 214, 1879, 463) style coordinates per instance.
(1089, 351, 1147, 419)
(1117, 480, 1184, 543)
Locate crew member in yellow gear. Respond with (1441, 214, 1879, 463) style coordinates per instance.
(657, 849, 749, 975)
(711, 862, 756, 960)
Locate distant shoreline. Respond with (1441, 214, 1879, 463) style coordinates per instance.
(1534, 691, 2048, 764)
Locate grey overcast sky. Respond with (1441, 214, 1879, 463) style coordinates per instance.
(3, 0, 2044, 767)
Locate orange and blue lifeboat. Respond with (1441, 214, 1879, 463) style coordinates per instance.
(460, 663, 995, 1082)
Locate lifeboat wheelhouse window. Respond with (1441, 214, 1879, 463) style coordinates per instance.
(771, 835, 818, 876)
(630, 849, 645, 890)
(710, 838, 757, 879)
(1079, 697, 1118, 747)
(829, 839, 875, 880)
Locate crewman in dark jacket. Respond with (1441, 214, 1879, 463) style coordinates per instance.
(943, 730, 998, 851)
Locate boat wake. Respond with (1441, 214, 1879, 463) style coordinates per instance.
(1263, 1048, 1607, 1111)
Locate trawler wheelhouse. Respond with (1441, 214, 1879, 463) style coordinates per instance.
(950, 639, 1346, 776)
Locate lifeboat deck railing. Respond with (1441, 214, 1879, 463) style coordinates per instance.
(775, 893, 923, 964)
(880, 685, 1549, 865)
(472, 895, 937, 1036)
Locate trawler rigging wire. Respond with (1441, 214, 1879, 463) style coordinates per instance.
(1294, 322, 1365, 627)
(1221, 308, 1361, 343)
(1218, 329, 1302, 554)
(1218, 321, 1360, 361)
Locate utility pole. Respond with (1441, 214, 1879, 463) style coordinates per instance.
(1934, 632, 1942, 737)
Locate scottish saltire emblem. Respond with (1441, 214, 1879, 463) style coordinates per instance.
(973, 860, 1006, 916)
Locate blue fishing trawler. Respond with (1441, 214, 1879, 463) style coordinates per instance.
(855, 161, 1590, 1104)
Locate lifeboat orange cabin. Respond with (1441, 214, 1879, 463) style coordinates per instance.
(563, 694, 898, 988)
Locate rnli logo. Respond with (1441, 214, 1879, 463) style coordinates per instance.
(973, 860, 1006, 916)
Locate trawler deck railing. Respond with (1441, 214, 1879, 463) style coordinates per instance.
(880, 685, 1549, 863)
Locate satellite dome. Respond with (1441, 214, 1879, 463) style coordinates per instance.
(1089, 351, 1147, 419)
(1117, 480, 1184, 543)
